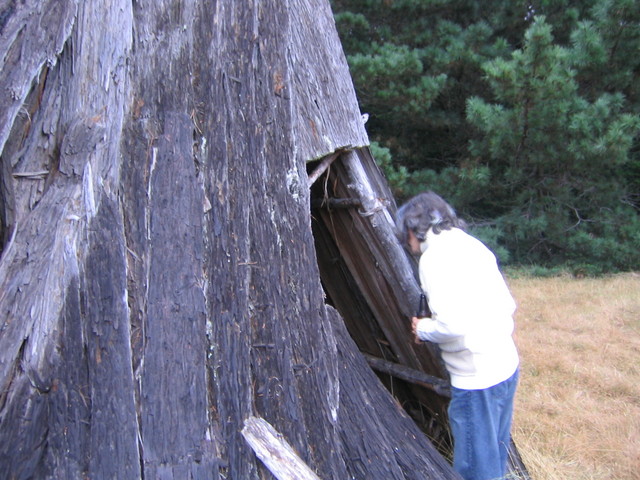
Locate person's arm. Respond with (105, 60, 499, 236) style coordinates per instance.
(415, 255, 474, 344)
(412, 313, 466, 344)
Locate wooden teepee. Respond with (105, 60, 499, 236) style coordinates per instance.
(0, 1, 468, 479)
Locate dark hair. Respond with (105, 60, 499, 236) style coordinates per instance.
(395, 191, 466, 244)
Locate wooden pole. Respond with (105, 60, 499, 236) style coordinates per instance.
(363, 353, 451, 398)
(307, 150, 344, 187)
(310, 197, 361, 209)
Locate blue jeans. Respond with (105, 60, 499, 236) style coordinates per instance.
(448, 369, 519, 480)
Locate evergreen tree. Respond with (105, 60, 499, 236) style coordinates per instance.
(332, 0, 640, 272)
(331, 0, 526, 176)
(467, 16, 640, 271)
(571, 0, 640, 215)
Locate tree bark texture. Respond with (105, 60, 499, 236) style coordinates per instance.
(0, 1, 460, 479)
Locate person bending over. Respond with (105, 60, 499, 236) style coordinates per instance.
(396, 191, 519, 480)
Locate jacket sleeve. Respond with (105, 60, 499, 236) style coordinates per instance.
(417, 244, 515, 344)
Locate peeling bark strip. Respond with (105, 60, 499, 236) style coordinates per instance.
(0, 1, 464, 480)
(0, 0, 76, 154)
(242, 416, 322, 480)
(141, 112, 209, 473)
(83, 197, 140, 478)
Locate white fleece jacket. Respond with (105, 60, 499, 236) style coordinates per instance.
(415, 227, 519, 390)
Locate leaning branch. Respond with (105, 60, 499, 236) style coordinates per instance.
(310, 197, 361, 209)
(307, 149, 347, 187)
(363, 353, 451, 398)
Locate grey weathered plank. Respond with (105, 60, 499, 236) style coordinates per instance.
(288, 0, 369, 161)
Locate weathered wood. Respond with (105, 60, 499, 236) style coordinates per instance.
(0, 1, 463, 479)
(0, 0, 530, 478)
(307, 150, 344, 187)
(140, 112, 209, 473)
(310, 149, 450, 435)
(310, 196, 362, 209)
(310, 148, 529, 478)
(329, 307, 462, 480)
(242, 416, 322, 480)
(364, 354, 451, 398)
(0, 0, 76, 155)
(288, 2, 369, 160)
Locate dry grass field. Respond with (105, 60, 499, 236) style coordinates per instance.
(507, 273, 640, 480)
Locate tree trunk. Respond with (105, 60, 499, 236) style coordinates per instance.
(0, 1, 461, 479)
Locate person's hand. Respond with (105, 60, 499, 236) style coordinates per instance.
(411, 316, 424, 344)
